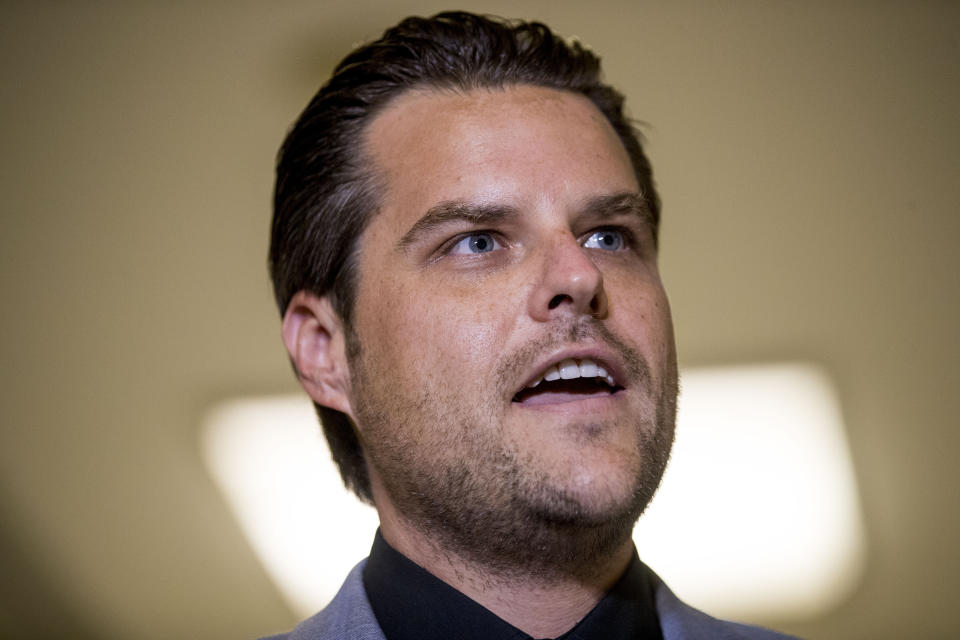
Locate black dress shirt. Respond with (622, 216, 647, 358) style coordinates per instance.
(362, 531, 664, 640)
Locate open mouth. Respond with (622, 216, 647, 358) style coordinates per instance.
(512, 357, 624, 406)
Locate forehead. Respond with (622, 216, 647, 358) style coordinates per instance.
(361, 85, 639, 230)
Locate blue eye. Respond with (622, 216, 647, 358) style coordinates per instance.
(449, 232, 502, 255)
(583, 229, 625, 251)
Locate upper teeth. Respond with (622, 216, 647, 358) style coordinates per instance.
(530, 358, 615, 388)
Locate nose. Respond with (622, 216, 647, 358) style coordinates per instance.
(527, 232, 607, 322)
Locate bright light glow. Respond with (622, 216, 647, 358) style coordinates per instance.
(201, 398, 379, 617)
(201, 363, 865, 621)
(634, 363, 866, 620)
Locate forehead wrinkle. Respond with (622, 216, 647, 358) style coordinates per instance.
(395, 200, 519, 251)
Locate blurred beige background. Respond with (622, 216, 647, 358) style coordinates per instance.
(1, 1, 957, 638)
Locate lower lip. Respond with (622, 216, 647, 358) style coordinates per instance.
(511, 389, 625, 412)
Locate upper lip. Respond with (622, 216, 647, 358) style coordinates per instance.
(514, 345, 627, 395)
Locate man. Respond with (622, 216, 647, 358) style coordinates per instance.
(266, 11, 796, 640)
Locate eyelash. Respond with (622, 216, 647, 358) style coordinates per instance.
(441, 231, 508, 257)
(438, 226, 638, 259)
(583, 227, 635, 252)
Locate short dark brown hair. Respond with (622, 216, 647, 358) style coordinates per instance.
(270, 11, 661, 503)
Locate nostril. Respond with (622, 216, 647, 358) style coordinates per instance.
(548, 294, 570, 310)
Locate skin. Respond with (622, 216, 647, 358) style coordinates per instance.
(284, 85, 677, 637)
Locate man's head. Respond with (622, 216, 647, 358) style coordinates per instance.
(271, 12, 663, 503)
(272, 12, 676, 573)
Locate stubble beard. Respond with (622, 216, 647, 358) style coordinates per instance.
(349, 318, 677, 582)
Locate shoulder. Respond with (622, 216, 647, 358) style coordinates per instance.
(651, 570, 800, 640)
(260, 557, 798, 640)
(258, 560, 385, 640)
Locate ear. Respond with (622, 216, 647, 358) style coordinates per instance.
(281, 291, 355, 418)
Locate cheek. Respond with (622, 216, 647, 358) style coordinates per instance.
(608, 276, 675, 359)
(361, 275, 513, 387)
(419, 289, 510, 378)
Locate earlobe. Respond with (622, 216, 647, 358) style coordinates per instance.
(281, 291, 354, 418)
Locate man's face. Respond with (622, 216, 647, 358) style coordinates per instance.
(344, 85, 677, 571)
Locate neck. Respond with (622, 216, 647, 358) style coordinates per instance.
(375, 495, 634, 638)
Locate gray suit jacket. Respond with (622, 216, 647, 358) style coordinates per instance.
(262, 560, 798, 640)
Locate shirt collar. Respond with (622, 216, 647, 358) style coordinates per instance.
(362, 530, 663, 640)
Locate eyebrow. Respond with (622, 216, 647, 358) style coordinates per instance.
(395, 191, 656, 252)
(396, 201, 518, 251)
(582, 192, 658, 246)
(581, 192, 654, 226)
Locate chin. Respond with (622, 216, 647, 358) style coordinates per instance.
(519, 462, 650, 530)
